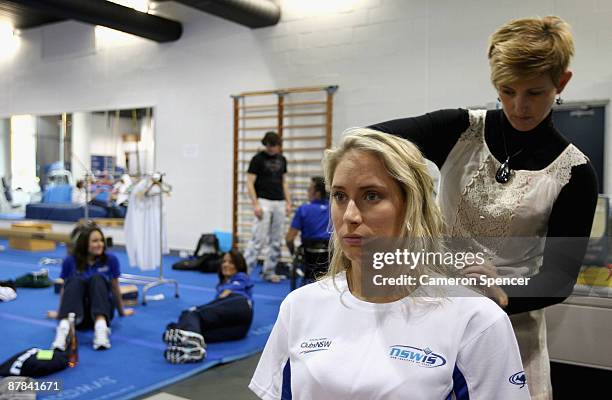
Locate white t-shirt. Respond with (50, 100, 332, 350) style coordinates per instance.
(72, 187, 87, 205)
(250, 272, 530, 400)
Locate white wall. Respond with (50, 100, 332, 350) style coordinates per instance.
(72, 112, 151, 178)
(9, 115, 37, 192)
(138, 115, 155, 175)
(0, 0, 611, 249)
(71, 112, 92, 180)
(0, 118, 10, 178)
(89, 113, 132, 165)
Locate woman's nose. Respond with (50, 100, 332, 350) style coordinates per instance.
(343, 200, 362, 225)
(514, 94, 531, 113)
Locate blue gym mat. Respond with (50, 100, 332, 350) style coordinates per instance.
(0, 240, 289, 400)
(0, 213, 24, 220)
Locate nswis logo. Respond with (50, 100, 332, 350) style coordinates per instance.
(299, 338, 332, 355)
(509, 371, 527, 388)
(389, 345, 447, 368)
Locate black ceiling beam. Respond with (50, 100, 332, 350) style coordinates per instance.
(174, 0, 280, 28)
(13, 0, 182, 42)
(0, 1, 65, 29)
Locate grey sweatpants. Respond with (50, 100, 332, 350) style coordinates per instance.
(244, 198, 286, 276)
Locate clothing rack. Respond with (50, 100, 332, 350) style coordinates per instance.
(120, 173, 179, 305)
(83, 172, 92, 221)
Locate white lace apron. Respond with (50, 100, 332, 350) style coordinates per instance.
(438, 109, 588, 400)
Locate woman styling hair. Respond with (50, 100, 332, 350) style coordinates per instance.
(369, 16, 597, 399)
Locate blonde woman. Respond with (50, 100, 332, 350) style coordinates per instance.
(249, 129, 529, 400)
(370, 16, 597, 399)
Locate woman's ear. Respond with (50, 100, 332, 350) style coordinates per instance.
(557, 70, 573, 93)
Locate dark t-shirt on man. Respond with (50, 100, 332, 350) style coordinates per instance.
(248, 151, 287, 200)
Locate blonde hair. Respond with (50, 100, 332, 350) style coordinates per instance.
(322, 128, 445, 282)
(488, 16, 574, 88)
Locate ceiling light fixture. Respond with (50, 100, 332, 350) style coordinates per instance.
(95, 25, 143, 48)
(0, 22, 20, 59)
(106, 0, 150, 13)
(285, 0, 365, 15)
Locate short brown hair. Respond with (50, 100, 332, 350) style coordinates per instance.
(261, 131, 281, 146)
(488, 16, 574, 88)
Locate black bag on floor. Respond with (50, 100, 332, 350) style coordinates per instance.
(0, 348, 68, 377)
(172, 258, 202, 271)
(199, 253, 223, 273)
(172, 234, 223, 273)
(193, 234, 220, 257)
(14, 270, 52, 288)
(172, 253, 222, 272)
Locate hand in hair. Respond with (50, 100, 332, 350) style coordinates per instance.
(461, 262, 509, 308)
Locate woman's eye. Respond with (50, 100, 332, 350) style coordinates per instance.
(365, 191, 380, 201)
(332, 192, 346, 202)
(501, 90, 514, 96)
(528, 91, 544, 96)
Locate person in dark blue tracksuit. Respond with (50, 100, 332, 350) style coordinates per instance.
(286, 176, 331, 284)
(163, 249, 254, 363)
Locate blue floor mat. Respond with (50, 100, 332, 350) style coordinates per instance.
(0, 240, 289, 400)
(0, 213, 24, 220)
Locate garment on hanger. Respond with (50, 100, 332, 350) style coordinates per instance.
(124, 177, 169, 270)
(0, 187, 9, 213)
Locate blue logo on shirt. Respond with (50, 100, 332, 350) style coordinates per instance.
(389, 345, 446, 368)
(509, 371, 527, 388)
(299, 338, 332, 354)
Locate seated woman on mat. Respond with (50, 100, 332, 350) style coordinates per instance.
(250, 128, 530, 400)
(163, 249, 254, 364)
(50, 224, 134, 351)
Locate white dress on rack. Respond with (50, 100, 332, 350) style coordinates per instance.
(124, 177, 169, 271)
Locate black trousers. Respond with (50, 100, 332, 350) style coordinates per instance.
(168, 293, 253, 343)
(59, 275, 114, 329)
(89, 199, 126, 218)
(302, 239, 330, 283)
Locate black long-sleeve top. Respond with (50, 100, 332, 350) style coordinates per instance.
(370, 109, 599, 315)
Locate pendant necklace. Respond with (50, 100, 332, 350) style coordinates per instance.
(495, 120, 524, 184)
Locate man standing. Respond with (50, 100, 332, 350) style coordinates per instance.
(244, 131, 291, 283)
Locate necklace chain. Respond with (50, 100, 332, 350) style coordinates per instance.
(496, 113, 524, 184)
(500, 118, 524, 162)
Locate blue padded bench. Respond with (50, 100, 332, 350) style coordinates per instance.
(26, 203, 108, 222)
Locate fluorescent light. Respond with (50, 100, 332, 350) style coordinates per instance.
(106, 0, 150, 13)
(284, 0, 365, 14)
(95, 25, 143, 48)
(0, 21, 19, 59)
